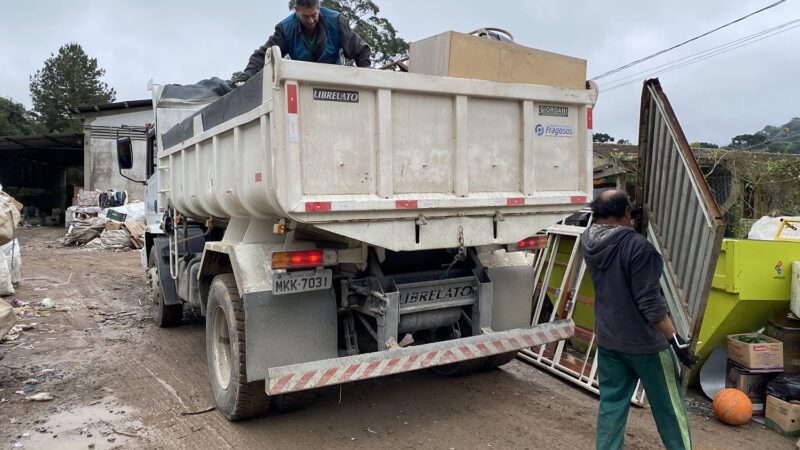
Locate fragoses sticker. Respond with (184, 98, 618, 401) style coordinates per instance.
(313, 88, 360, 103)
(539, 105, 569, 117)
(536, 124, 573, 138)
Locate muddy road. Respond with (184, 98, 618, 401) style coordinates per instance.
(0, 227, 793, 449)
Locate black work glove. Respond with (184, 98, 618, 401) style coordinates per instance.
(230, 72, 250, 88)
(669, 333, 699, 367)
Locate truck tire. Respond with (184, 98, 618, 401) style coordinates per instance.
(206, 274, 270, 420)
(432, 357, 489, 376)
(481, 351, 518, 370)
(270, 390, 315, 412)
(148, 247, 182, 327)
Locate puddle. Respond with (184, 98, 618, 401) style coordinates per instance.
(10, 399, 143, 450)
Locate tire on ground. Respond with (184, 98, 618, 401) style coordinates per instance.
(206, 274, 270, 420)
(481, 351, 518, 370)
(148, 247, 182, 327)
(270, 390, 315, 412)
(432, 357, 489, 376)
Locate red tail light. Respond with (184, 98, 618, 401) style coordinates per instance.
(272, 250, 325, 269)
(515, 235, 548, 251)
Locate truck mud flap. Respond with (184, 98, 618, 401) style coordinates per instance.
(154, 237, 181, 306)
(266, 319, 574, 396)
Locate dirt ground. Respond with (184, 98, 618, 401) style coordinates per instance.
(0, 227, 795, 450)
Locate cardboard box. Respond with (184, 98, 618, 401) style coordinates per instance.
(725, 359, 778, 416)
(766, 395, 800, 437)
(727, 333, 784, 372)
(409, 31, 587, 90)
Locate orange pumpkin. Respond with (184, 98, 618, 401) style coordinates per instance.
(713, 388, 753, 426)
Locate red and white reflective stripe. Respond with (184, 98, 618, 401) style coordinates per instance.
(395, 200, 418, 209)
(287, 84, 298, 114)
(301, 195, 592, 212)
(287, 83, 300, 143)
(305, 202, 332, 213)
(266, 320, 574, 396)
(571, 195, 588, 204)
(587, 107, 593, 130)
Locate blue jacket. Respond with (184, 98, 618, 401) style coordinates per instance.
(243, 7, 371, 78)
(280, 7, 342, 64)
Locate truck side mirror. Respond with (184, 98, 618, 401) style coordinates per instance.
(117, 137, 134, 170)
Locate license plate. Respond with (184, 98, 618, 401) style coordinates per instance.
(273, 269, 332, 295)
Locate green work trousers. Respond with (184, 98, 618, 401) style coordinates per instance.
(596, 346, 692, 450)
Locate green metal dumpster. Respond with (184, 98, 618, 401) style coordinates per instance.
(691, 239, 800, 383)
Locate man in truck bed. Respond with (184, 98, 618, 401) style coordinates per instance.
(234, 0, 371, 83)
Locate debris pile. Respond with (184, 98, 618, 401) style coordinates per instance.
(63, 201, 146, 250)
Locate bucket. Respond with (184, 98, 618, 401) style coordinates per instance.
(766, 317, 800, 374)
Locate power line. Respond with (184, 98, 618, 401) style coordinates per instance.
(601, 19, 800, 87)
(599, 20, 800, 93)
(590, 0, 788, 80)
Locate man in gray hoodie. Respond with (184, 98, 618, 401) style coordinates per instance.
(581, 190, 697, 450)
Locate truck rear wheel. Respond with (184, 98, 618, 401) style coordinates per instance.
(206, 274, 270, 420)
(481, 351, 518, 370)
(432, 357, 489, 376)
(148, 247, 182, 327)
(270, 391, 315, 412)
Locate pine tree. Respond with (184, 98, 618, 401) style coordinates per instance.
(29, 43, 116, 133)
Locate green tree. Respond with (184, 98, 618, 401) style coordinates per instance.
(616, 138, 631, 145)
(730, 133, 767, 150)
(288, 0, 409, 65)
(690, 142, 719, 149)
(29, 43, 116, 133)
(0, 97, 42, 136)
(593, 132, 614, 143)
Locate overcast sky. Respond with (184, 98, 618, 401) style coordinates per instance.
(1, 0, 798, 145)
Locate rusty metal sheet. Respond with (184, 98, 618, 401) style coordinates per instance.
(635, 78, 725, 343)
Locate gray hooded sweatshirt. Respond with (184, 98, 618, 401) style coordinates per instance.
(580, 225, 669, 353)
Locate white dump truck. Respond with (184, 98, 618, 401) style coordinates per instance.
(117, 44, 597, 420)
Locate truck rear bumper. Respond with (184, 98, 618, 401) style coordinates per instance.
(266, 319, 574, 396)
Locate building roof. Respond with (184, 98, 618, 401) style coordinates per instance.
(70, 99, 152, 115)
(0, 133, 84, 167)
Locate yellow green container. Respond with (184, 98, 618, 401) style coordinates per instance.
(691, 239, 800, 383)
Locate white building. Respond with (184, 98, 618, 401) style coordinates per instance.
(72, 100, 152, 200)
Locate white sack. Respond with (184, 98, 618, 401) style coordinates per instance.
(0, 191, 22, 246)
(0, 239, 21, 285)
(105, 201, 146, 223)
(748, 216, 800, 241)
(0, 300, 15, 341)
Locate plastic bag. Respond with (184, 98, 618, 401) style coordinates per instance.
(64, 217, 106, 246)
(0, 257, 13, 296)
(104, 201, 145, 224)
(98, 230, 134, 249)
(0, 239, 21, 285)
(748, 216, 800, 241)
(766, 375, 800, 402)
(0, 190, 22, 246)
(0, 300, 15, 340)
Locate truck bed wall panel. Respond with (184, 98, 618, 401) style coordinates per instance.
(158, 50, 597, 249)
